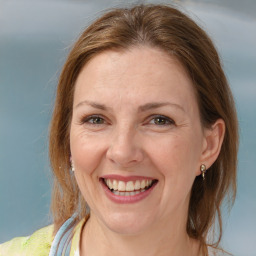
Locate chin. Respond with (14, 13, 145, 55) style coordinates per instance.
(101, 212, 153, 235)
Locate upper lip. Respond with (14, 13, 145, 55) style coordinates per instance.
(100, 174, 157, 182)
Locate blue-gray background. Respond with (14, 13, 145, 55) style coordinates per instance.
(0, 0, 255, 255)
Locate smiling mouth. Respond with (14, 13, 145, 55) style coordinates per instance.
(101, 178, 158, 196)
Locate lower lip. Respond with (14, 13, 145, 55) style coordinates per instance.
(100, 179, 157, 204)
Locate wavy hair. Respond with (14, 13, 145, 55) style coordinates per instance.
(49, 4, 238, 252)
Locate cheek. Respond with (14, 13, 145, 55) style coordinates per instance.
(151, 135, 202, 210)
(70, 129, 106, 176)
(70, 131, 106, 205)
(150, 134, 201, 181)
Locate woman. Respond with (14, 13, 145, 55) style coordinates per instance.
(0, 4, 238, 256)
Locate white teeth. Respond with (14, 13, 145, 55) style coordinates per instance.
(126, 181, 134, 191)
(112, 190, 144, 196)
(113, 180, 118, 190)
(134, 180, 140, 190)
(118, 181, 126, 191)
(112, 190, 119, 195)
(108, 180, 113, 189)
(141, 180, 146, 189)
(104, 178, 154, 193)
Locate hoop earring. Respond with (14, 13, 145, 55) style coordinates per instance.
(200, 164, 206, 180)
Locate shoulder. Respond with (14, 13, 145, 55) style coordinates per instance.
(0, 225, 54, 256)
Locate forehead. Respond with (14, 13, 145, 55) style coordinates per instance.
(73, 47, 197, 112)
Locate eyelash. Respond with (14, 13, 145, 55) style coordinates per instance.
(79, 114, 175, 127)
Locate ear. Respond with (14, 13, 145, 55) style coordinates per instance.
(198, 119, 225, 174)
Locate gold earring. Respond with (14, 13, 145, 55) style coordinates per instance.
(200, 164, 206, 180)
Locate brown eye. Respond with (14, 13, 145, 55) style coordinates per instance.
(81, 115, 106, 125)
(149, 115, 174, 126)
(90, 117, 104, 124)
(154, 117, 168, 125)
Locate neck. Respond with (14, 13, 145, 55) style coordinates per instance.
(80, 213, 201, 256)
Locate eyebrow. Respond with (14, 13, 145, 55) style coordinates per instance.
(75, 100, 109, 110)
(75, 100, 185, 112)
(138, 102, 185, 112)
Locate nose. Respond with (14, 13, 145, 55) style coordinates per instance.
(106, 126, 144, 168)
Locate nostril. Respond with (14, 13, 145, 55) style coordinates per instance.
(106, 144, 144, 167)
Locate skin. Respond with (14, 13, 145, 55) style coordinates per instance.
(70, 46, 225, 256)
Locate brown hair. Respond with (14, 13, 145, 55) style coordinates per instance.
(49, 4, 238, 251)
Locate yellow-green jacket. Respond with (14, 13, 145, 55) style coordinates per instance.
(0, 217, 84, 256)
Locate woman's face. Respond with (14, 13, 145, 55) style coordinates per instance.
(70, 46, 208, 234)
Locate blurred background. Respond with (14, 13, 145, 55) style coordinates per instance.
(0, 0, 255, 255)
